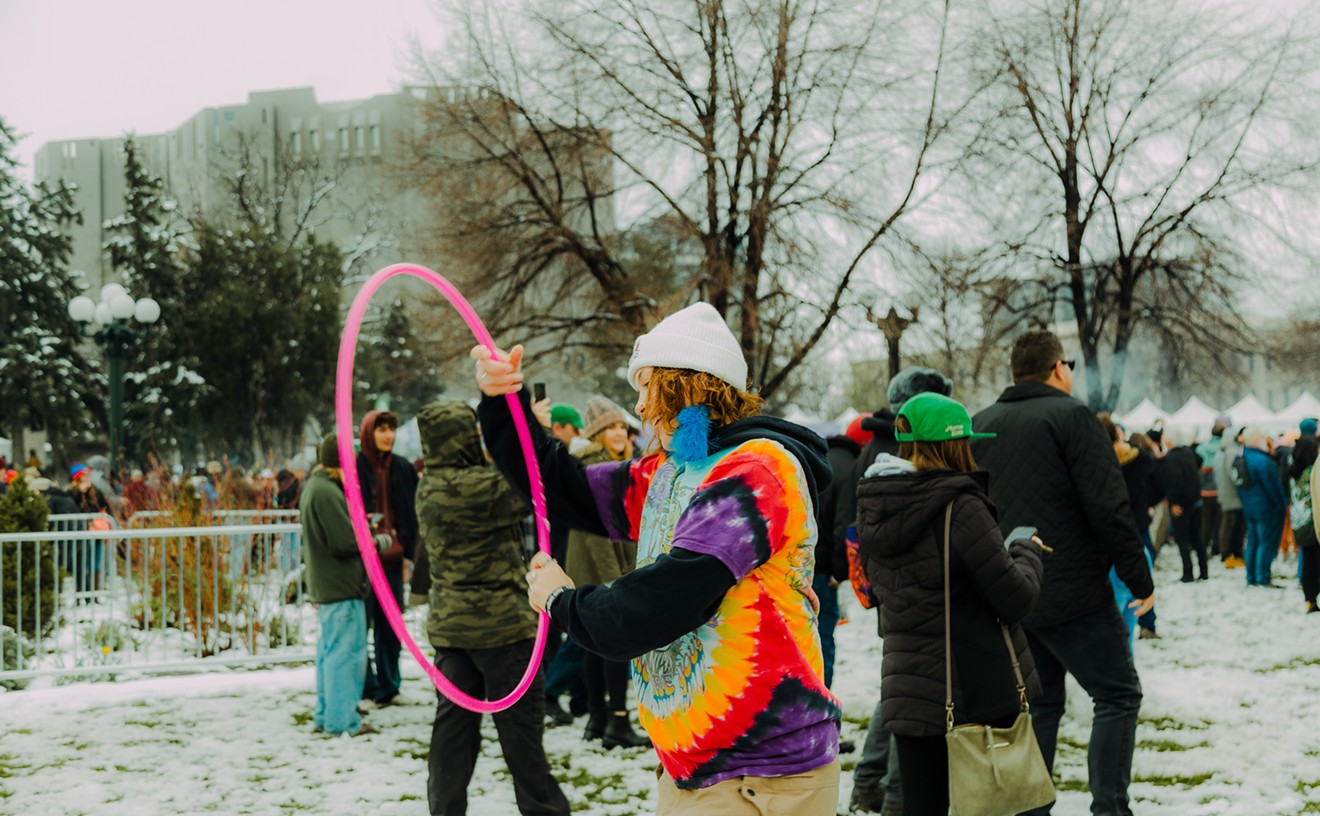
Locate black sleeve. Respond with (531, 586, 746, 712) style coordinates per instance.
(548, 548, 737, 662)
(478, 391, 609, 538)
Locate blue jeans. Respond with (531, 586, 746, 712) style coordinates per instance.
(315, 599, 367, 735)
(1023, 604, 1143, 816)
(812, 572, 839, 688)
(854, 697, 902, 796)
(1244, 510, 1283, 586)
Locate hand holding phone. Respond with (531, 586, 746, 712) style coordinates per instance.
(1004, 526, 1038, 548)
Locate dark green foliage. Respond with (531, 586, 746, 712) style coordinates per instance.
(102, 136, 212, 461)
(355, 297, 444, 420)
(0, 477, 58, 641)
(0, 116, 99, 446)
(176, 223, 343, 459)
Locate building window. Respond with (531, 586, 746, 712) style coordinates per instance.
(310, 130, 321, 152)
(339, 128, 349, 151)
(62, 142, 77, 159)
(354, 126, 365, 151)
(291, 132, 302, 154)
(370, 125, 381, 151)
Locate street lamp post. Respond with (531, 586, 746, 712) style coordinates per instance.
(68, 284, 160, 479)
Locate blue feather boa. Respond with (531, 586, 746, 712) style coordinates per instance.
(670, 405, 713, 462)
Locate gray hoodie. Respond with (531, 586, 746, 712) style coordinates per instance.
(1213, 433, 1243, 512)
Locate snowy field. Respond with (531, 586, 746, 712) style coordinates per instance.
(2, 550, 1319, 816)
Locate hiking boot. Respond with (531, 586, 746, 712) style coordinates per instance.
(601, 713, 651, 750)
(545, 696, 574, 726)
(848, 783, 886, 813)
(1138, 627, 1161, 640)
(583, 709, 608, 742)
(1306, 601, 1318, 614)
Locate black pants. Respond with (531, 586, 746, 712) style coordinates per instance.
(1218, 508, 1245, 560)
(364, 565, 403, 702)
(1172, 504, 1207, 580)
(429, 639, 570, 816)
(893, 713, 1017, 816)
(1298, 526, 1319, 606)
(582, 651, 630, 712)
(1023, 605, 1143, 816)
(1200, 495, 1220, 555)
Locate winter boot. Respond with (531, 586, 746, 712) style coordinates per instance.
(601, 713, 651, 750)
(848, 783, 886, 813)
(544, 695, 573, 726)
(583, 708, 608, 742)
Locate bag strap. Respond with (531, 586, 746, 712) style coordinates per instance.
(943, 500, 1030, 733)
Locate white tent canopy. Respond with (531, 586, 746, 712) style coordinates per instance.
(1116, 398, 1166, 432)
(1275, 391, 1320, 429)
(1225, 394, 1277, 429)
(1167, 397, 1219, 435)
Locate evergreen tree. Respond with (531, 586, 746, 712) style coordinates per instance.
(0, 116, 98, 455)
(102, 137, 211, 462)
(355, 297, 444, 420)
(178, 223, 343, 461)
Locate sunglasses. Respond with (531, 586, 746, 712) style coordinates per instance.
(1060, 359, 1076, 371)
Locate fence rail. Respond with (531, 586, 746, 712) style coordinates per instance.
(1, 522, 313, 684)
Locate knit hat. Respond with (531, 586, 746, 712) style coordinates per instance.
(549, 403, 583, 430)
(844, 413, 874, 448)
(319, 434, 341, 469)
(70, 463, 90, 482)
(1301, 417, 1318, 437)
(627, 302, 748, 390)
(887, 367, 953, 410)
(583, 396, 631, 440)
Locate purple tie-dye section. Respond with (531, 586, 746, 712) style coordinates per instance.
(584, 460, 634, 541)
(684, 688, 841, 789)
(670, 482, 767, 581)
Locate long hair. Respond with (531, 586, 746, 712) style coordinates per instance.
(895, 417, 977, 473)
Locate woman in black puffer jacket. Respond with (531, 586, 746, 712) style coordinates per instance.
(856, 393, 1045, 816)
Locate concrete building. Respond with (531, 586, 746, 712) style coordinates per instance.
(34, 86, 432, 294)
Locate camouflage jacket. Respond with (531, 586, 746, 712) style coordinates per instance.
(416, 401, 536, 649)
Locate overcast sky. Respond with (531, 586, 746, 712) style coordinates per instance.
(0, 0, 445, 179)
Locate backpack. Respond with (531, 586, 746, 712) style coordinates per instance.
(1230, 452, 1252, 490)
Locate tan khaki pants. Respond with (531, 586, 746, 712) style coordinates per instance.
(656, 759, 840, 816)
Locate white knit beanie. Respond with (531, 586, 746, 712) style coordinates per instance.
(626, 302, 749, 391)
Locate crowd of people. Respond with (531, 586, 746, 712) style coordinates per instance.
(7, 304, 1317, 816)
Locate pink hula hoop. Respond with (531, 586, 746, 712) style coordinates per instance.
(335, 263, 550, 713)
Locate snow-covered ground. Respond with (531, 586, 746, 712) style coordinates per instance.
(2, 551, 1318, 815)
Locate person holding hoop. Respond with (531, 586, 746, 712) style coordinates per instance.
(473, 303, 841, 815)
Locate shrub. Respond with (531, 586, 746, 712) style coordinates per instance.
(0, 476, 59, 641)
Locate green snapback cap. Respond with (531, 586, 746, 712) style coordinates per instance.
(895, 393, 996, 443)
(549, 403, 584, 429)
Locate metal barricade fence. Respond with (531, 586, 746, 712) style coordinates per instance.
(1, 522, 313, 683)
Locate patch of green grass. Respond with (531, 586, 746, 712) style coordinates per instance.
(112, 765, 153, 774)
(123, 719, 158, 728)
(1300, 802, 1320, 814)
(290, 711, 313, 727)
(1135, 771, 1214, 787)
(397, 794, 422, 802)
(1255, 657, 1320, 674)
(1137, 738, 1208, 752)
(1139, 715, 1210, 731)
(1054, 777, 1090, 793)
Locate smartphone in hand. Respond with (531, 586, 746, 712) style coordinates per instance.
(533, 382, 547, 402)
(1004, 526, 1038, 548)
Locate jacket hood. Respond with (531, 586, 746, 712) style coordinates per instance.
(418, 401, 485, 469)
(359, 410, 386, 466)
(714, 415, 832, 506)
(858, 468, 992, 558)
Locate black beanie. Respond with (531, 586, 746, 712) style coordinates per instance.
(319, 433, 341, 469)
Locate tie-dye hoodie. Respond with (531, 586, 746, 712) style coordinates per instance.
(479, 394, 841, 790)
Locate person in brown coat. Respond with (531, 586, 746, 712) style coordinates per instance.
(856, 393, 1045, 816)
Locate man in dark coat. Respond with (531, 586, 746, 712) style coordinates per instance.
(971, 329, 1154, 816)
(357, 410, 420, 705)
(1159, 433, 1208, 582)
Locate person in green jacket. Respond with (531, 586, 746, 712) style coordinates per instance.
(415, 400, 569, 816)
(300, 433, 389, 737)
